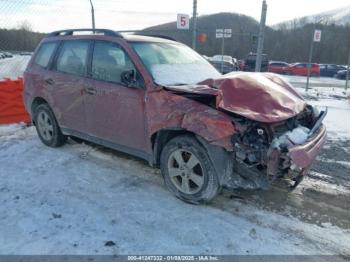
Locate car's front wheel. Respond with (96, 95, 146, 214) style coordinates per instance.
(34, 103, 67, 147)
(160, 135, 220, 204)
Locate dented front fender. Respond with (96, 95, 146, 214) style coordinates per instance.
(146, 89, 235, 150)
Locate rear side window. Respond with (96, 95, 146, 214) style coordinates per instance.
(34, 42, 58, 68)
(56, 41, 90, 77)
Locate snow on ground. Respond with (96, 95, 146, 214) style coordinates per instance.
(309, 99, 350, 140)
(0, 124, 349, 255)
(0, 59, 350, 255)
(0, 55, 31, 80)
(284, 75, 348, 89)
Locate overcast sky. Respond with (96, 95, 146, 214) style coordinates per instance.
(0, 0, 349, 32)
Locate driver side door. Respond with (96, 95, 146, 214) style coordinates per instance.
(83, 41, 148, 156)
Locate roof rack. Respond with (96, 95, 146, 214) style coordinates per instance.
(47, 29, 123, 38)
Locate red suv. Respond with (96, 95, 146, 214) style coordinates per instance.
(24, 29, 327, 204)
(286, 63, 320, 76)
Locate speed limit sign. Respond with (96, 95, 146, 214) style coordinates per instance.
(177, 14, 189, 30)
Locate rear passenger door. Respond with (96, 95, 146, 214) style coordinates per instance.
(48, 40, 91, 132)
(83, 41, 148, 155)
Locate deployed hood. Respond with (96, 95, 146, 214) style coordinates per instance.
(166, 73, 306, 123)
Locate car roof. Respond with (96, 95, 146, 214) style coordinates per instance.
(44, 29, 178, 44)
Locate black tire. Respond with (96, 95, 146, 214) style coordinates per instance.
(160, 135, 220, 204)
(34, 103, 67, 147)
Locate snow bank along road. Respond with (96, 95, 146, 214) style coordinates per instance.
(0, 55, 31, 80)
(0, 58, 350, 256)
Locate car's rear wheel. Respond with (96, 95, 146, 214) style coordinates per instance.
(34, 104, 67, 147)
(160, 135, 220, 204)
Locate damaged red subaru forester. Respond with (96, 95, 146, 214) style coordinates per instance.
(24, 29, 327, 204)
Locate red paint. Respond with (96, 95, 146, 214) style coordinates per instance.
(0, 78, 31, 124)
(268, 63, 289, 74)
(286, 63, 320, 76)
(288, 125, 327, 169)
(199, 72, 306, 123)
(24, 33, 326, 187)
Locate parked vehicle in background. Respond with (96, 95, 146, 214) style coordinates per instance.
(20, 52, 33, 56)
(2, 52, 13, 58)
(210, 55, 237, 74)
(320, 64, 346, 77)
(24, 29, 327, 204)
(0, 52, 5, 59)
(286, 63, 320, 76)
(244, 53, 269, 72)
(335, 69, 349, 80)
(238, 60, 245, 71)
(202, 55, 211, 61)
(268, 61, 289, 74)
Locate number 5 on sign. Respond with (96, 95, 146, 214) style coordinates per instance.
(314, 30, 322, 42)
(177, 14, 189, 30)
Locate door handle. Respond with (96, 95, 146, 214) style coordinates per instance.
(45, 78, 55, 85)
(85, 86, 97, 95)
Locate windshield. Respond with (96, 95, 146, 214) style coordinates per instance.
(131, 42, 220, 86)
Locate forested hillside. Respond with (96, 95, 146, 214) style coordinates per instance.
(1, 12, 350, 64)
(141, 13, 350, 64)
(0, 28, 44, 52)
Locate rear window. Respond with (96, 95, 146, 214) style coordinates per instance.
(56, 40, 90, 77)
(34, 42, 58, 68)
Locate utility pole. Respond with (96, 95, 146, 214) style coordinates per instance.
(306, 31, 315, 91)
(192, 0, 198, 50)
(255, 0, 267, 72)
(346, 48, 350, 91)
(89, 0, 95, 30)
(221, 36, 225, 73)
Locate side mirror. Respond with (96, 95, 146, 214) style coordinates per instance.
(121, 69, 137, 87)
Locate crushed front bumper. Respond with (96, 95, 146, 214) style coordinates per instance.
(288, 124, 327, 169)
(267, 123, 327, 187)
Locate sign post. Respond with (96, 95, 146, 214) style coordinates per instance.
(255, 0, 267, 72)
(216, 29, 232, 73)
(192, 0, 198, 50)
(306, 29, 321, 91)
(346, 48, 350, 91)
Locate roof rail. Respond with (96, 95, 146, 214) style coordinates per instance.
(47, 29, 123, 38)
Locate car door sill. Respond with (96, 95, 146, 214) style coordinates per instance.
(61, 128, 152, 164)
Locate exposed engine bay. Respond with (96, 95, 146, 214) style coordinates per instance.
(227, 105, 327, 189)
(163, 73, 327, 190)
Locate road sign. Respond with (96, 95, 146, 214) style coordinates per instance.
(177, 14, 189, 30)
(216, 29, 232, 38)
(313, 30, 322, 42)
(216, 29, 223, 38)
(224, 29, 232, 38)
